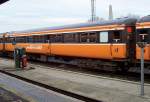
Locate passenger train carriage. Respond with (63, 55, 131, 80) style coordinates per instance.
(136, 16, 150, 61)
(1, 16, 150, 71)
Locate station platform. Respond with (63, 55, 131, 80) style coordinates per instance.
(0, 58, 150, 102)
(0, 86, 28, 102)
(0, 71, 82, 102)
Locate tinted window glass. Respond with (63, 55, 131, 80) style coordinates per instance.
(89, 33, 98, 43)
(80, 33, 88, 42)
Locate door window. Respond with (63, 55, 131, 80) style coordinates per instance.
(138, 29, 149, 42)
(112, 31, 121, 43)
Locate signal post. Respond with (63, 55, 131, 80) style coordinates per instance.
(137, 33, 148, 96)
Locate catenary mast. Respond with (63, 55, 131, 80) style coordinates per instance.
(109, 4, 113, 20)
(91, 0, 96, 22)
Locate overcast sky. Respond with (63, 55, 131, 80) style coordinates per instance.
(0, 0, 150, 32)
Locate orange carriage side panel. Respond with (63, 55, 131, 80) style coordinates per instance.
(51, 44, 113, 59)
(5, 43, 14, 51)
(112, 44, 127, 59)
(0, 44, 3, 51)
(17, 43, 51, 55)
(5, 43, 51, 55)
(136, 44, 150, 60)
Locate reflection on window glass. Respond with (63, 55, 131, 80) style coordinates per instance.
(99, 32, 108, 42)
(89, 33, 97, 42)
(81, 33, 88, 42)
(64, 34, 75, 42)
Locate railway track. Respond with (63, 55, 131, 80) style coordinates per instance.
(29, 61, 150, 84)
(2, 57, 150, 84)
(0, 69, 102, 102)
(1, 57, 150, 102)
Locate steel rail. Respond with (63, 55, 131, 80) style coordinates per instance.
(0, 70, 102, 102)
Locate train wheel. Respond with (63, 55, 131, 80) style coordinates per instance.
(119, 62, 130, 73)
(121, 67, 129, 73)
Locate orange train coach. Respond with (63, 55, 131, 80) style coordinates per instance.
(1, 16, 150, 72)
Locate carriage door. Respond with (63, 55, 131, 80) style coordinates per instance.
(112, 31, 127, 59)
(126, 26, 136, 62)
(136, 29, 149, 60)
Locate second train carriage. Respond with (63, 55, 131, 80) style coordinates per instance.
(0, 16, 147, 71)
(136, 15, 150, 61)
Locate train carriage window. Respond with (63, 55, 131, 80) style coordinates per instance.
(112, 31, 121, 43)
(33, 36, 39, 43)
(10, 37, 15, 43)
(55, 34, 63, 42)
(15, 37, 26, 43)
(138, 29, 149, 42)
(32, 35, 45, 43)
(44, 35, 50, 43)
(80, 32, 98, 43)
(64, 33, 75, 43)
(89, 33, 98, 43)
(74, 34, 80, 43)
(27, 36, 33, 43)
(80, 33, 88, 43)
(99, 32, 108, 43)
(49, 35, 56, 43)
(49, 34, 63, 43)
(63, 33, 79, 43)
